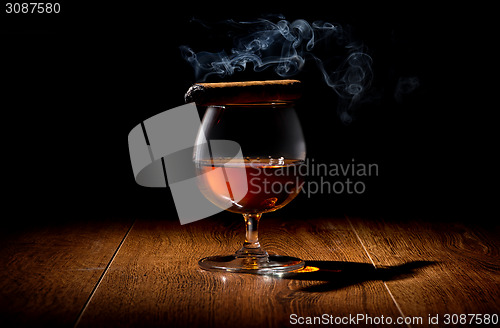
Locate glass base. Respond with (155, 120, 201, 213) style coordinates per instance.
(198, 254, 305, 274)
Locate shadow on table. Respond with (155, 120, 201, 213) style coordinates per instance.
(283, 260, 437, 292)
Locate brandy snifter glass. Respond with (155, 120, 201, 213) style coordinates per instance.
(193, 98, 306, 274)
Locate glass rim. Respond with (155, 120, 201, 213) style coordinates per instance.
(206, 101, 295, 108)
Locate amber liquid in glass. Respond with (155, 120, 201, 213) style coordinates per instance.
(196, 158, 305, 214)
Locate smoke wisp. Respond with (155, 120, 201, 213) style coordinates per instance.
(180, 17, 373, 123)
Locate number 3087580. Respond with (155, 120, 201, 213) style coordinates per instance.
(5, 3, 61, 14)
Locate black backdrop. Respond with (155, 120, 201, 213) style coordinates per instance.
(2, 2, 495, 227)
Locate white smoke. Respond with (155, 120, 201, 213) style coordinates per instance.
(180, 17, 373, 123)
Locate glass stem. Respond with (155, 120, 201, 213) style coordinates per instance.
(235, 213, 268, 258)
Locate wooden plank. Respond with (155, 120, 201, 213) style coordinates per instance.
(0, 219, 133, 327)
(348, 217, 500, 326)
(77, 215, 402, 327)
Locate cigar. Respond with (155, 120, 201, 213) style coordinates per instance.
(185, 80, 302, 105)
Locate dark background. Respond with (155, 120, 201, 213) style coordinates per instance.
(1, 1, 495, 228)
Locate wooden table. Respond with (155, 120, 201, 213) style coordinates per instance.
(1, 214, 499, 327)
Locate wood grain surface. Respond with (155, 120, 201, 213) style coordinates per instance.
(0, 220, 133, 327)
(76, 217, 401, 327)
(348, 217, 500, 326)
(0, 215, 498, 327)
